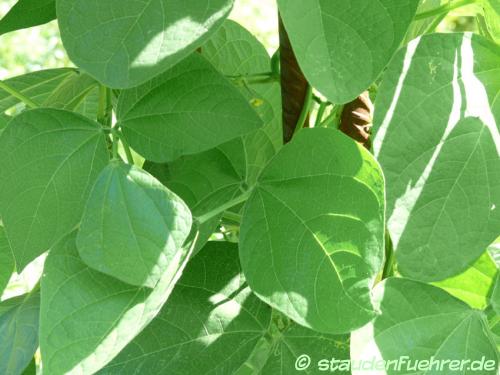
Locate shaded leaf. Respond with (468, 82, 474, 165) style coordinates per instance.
(0, 290, 40, 375)
(0, 69, 75, 112)
(57, 0, 234, 88)
(372, 33, 500, 281)
(277, 0, 419, 103)
(77, 161, 192, 288)
(0, 109, 109, 269)
(118, 53, 262, 162)
(0, 226, 14, 296)
(40, 230, 197, 374)
(0, 0, 55, 36)
(351, 278, 499, 375)
(240, 128, 385, 334)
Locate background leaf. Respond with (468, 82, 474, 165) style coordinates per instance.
(372, 33, 500, 281)
(351, 278, 499, 375)
(0, 290, 40, 375)
(0, 68, 75, 113)
(40, 231, 196, 374)
(118, 53, 262, 162)
(0, 0, 55, 36)
(77, 161, 192, 288)
(0, 108, 109, 269)
(277, 0, 420, 103)
(240, 128, 385, 334)
(57, 0, 234, 88)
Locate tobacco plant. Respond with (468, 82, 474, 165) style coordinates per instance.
(0, 0, 499, 374)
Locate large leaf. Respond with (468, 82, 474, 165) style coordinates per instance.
(277, 0, 419, 104)
(0, 290, 40, 375)
(117, 53, 262, 162)
(373, 33, 500, 281)
(0, 226, 14, 296)
(240, 128, 385, 334)
(0, 0, 55, 36)
(77, 161, 192, 288)
(57, 0, 234, 88)
(351, 278, 499, 375)
(0, 68, 75, 112)
(0, 109, 109, 269)
(433, 251, 498, 309)
(40, 230, 197, 374)
(102, 241, 350, 374)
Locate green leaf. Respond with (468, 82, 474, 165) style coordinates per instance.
(373, 33, 500, 281)
(21, 357, 36, 375)
(0, 290, 40, 375)
(492, 275, 500, 315)
(482, 0, 500, 43)
(0, 68, 75, 112)
(118, 53, 262, 162)
(0, 0, 55, 36)
(42, 72, 100, 119)
(101, 241, 350, 374)
(57, 0, 234, 88)
(433, 251, 498, 309)
(77, 161, 192, 288)
(0, 108, 109, 270)
(277, 0, 420, 103)
(405, 0, 444, 41)
(40, 230, 196, 374)
(351, 278, 499, 375)
(240, 128, 385, 334)
(0, 226, 14, 296)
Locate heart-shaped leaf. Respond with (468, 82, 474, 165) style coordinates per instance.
(351, 278, 499, 375)
(373, 33, 500, 281)
(277, 0, 419, 103)
(118, 53, 262, 162)
(0, 109, 109, 270)
(57, 0, 234, 88)
(40, 231, 196, 374)
(240, 128, 385, 334)
(77, 161, 192, 288)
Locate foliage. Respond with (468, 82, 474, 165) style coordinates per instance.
(0, 0, 498, 374)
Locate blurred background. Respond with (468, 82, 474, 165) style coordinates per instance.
(0, 0, 478, 80)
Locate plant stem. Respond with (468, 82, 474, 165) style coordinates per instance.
(314, 101, 328, 127)
(382, 231, 395, 279)
(111, 129, 119, 160)
(196, 190, 251, 224)
(0, 80, 38, 108)
(415, 0, 477, 20)
(293, 85, 313, 136)
(222, 211, 242, 224)
(117, 130, 135, 165)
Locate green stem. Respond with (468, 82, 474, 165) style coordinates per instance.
(293, 85, 313, 136)
(415, 0, 477, 20)
(111, 129, 119, 160)
(382, 231, 395, 279)
(423, 13, 447, 34)
(196, 190, 251, 224)
(314, 102, 328, 127)
(222, 211, 242, 224)
(117, 130, 135, 165)
(0, 80, 38, 108)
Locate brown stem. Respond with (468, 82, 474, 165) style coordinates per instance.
(339, 91, 373, 149)
(278, 15, 309, 144)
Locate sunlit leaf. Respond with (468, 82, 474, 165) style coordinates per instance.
(277, 0, 419, 103)
(77, 161, 192, 288)
(57, 0, 234, 88)
(240, 128, 385, 334)
(351, 278, 499, 375)
(373, 33, 500, 281)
